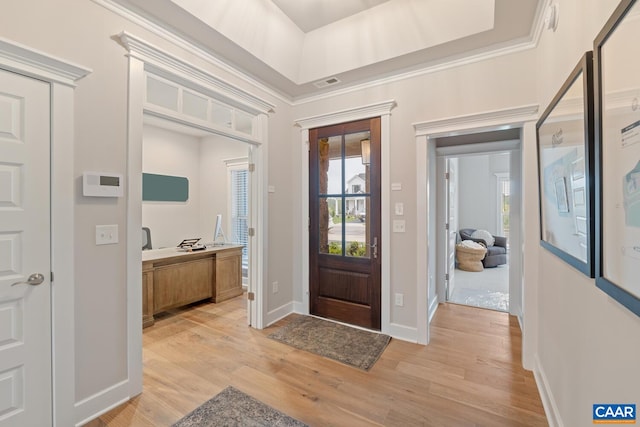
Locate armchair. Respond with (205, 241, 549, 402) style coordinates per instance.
(458, 228, 507, 268)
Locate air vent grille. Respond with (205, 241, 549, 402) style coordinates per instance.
(313, 77, 341, 88)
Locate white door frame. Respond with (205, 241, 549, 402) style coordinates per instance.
(414, 105, 538, 350)
(294, 100, 411, 338)
(0, 38, 91, 427)
(119, 32, 273, 399)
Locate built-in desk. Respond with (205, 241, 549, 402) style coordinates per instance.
(142, 244, 243, 328)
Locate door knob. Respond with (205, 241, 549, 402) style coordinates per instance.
(11, 273, 45, 286)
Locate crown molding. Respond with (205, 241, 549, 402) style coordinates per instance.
(93, 0, 289, 104)
(413, 104, 539, 137)
(294, 99, 397, 129)
(119, 32, 275, 115)
(0, 37, 91, 86)
(95, 0, 547, 106)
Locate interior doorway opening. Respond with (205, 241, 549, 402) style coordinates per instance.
(434, 129, 522, 315)
(443, 152, 511, 312)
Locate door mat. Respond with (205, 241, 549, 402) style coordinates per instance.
(172, 386, 307, 427)
(267, 315, 391, 371)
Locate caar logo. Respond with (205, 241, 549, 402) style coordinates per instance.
(593, 404, 636, 424)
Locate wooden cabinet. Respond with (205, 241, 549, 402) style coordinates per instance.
(212, 246, 243, 302)
(142, 245, 242, 327)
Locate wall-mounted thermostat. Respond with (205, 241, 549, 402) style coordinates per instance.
(83, 172, 124, 197)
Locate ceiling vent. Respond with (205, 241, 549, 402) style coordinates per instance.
(313, 77, 341, 88)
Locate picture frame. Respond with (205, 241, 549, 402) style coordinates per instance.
(536, 51, 595, 277)
(593, 0, 640, 317)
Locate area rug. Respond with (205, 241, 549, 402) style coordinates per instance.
(267, 315, 391, 371)
(450, 287, 509, 312)
(172, 386, 307, 427)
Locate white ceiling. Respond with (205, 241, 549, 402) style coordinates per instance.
(271, 0, 390, 32)
(111, 0, 543, 100)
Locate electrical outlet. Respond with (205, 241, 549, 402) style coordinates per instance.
(393, 220, 406, 233)
(272, 281, 279, 293)
(96, 225, 118, 245)
(395, 293, 404, 307)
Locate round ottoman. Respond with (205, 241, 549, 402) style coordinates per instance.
(456, 243, 487, 272)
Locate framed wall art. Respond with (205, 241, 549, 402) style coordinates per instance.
(536, 51, 595, 277)
(593, 0, 640, 316)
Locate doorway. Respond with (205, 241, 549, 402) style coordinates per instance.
(309, 117, 382, 330)
(433, 128, 523, 318)
(444, 151, 512, 312)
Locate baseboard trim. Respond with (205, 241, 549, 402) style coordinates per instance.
(533, 354, 563, 427)
(428, 297, 439, 323)
(265, 302, 294, 327)
(74, 379, 130, 427)
(387, 323, 418, 343)
(292, 300, 306, 315)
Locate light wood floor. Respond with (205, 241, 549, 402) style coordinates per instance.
(85, 296, 547, 426)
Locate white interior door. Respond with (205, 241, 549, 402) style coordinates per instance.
(445, 158, 458, 299)
(0, 69, 51, 426)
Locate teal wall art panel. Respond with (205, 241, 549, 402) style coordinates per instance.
(142, 173, 189, 202)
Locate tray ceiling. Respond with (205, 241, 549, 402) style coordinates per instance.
(110, 0, 543, 100)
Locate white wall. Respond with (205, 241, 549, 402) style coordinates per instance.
(0, 0, 293, 422)
(458, 152, 509, 235)
(292, 48, 538, 329)
(533, 1, 640, 426)
(198, 134, 249, 243)
(141, 126, 248, 248)
(142, 125, 201, 248)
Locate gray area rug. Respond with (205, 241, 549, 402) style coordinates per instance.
(268, 315, 391, 371)
(172, 386, 307, 427)
(450, 287, 509, 312)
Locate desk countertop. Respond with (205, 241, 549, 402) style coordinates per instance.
(142, 244, 243, 263)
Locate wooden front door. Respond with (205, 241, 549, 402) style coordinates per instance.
(309, 117, 381, 330)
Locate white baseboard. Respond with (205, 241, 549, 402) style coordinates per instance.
(265, 302, 294, 327)
(386, 322, 418, 343)
(74, 379, 130, 427)
(533, 354, 563, 427)
(428, 297, 439, 323)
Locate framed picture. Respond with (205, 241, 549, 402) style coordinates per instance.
(536, 51, 595, 277)
(593, 0, 640, 317)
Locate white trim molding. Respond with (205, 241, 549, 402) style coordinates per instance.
(413, 104, 539, 137)
(295, 100, 397, 339)
(0, 37, 91, 427)
(0, 37, 91, 86)
(119, 31, 275, 115)
(414, 104, 538, 345)
(295, 100, 397, 129)
(534, 354, 563, 427)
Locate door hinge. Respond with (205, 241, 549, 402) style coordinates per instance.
(445, 223, 449, 230)
(51, 272, 54, 282)
(445, 273, 449, 281)
(248, 227, 255, 237)
(445, 172, 450, 179)
(247, 292, 255, 301)
(248, 163, 255, 172)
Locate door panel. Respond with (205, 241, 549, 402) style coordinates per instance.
(445, 158, 458, 299)
(0, 70, 51, 427)
(310, 118, 381, 329)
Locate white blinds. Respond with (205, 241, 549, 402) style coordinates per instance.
(230, 168, 249, 276)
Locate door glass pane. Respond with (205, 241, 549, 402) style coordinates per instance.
(318, 135, 342, 255)
(317, 131, 371, 258)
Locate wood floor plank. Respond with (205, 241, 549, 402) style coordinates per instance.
(87, 297, 547, 426)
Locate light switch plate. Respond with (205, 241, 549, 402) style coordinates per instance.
(96, 224, 118, 245)
(393, 220, 406, 233)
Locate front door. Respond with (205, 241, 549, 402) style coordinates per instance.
(309, 118, 381, 329)
(0, 69, 52, 426)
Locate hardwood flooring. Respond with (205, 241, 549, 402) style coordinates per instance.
(85, 296, 547, 426)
